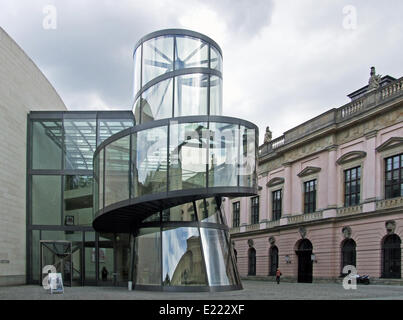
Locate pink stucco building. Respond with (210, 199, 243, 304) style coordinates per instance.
(224, 68, 403, 283)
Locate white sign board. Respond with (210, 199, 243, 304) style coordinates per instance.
(48, 273, 64, 294)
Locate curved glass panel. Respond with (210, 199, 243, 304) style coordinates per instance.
(162, 202, 197, 222)
(162, 227, 207, 286)
(238, 127, 257, 188)
(98, 149, 104, 210)
(210, 45, 222, 72)
(196, 198, 222, 224)
(169, 122, 208, 191)
(142, 36, 173, 86)
(200, 228, 237, 286)
(210, 76, 222, 116)
(175, 36, 208, 69)
(135, 126, 168, 197)
(133, 45, 142, 96)
(134, 228, 161, 285)
(174, 74, 208, 117)
(133, 97, 142, 124)
(141, 78, 173, 123)
(104, 135, 130, 207)
(208, 122, 238, 187)
(94, 152, 99, 213)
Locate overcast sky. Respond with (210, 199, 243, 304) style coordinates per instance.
(1, 0, 402, 143)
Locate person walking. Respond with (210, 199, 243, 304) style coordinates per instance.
(276, 268, 282, 284)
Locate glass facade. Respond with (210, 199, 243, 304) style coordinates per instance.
(133, 32, 223, 124)
(94, 118, 257, 213)
(131, 197, 240, 288)
(27, 30, 256, 292)
(27, 111, 134, 285)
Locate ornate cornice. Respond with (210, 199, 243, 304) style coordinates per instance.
(336, 151, 367, 165)
(266, 177, 285, 188)
(376, 137, 403, 152)
(297, 166, 321, 177)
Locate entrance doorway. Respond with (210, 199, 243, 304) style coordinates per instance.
(296, 239, 313, 283)
(40, 240, 82, 287)
(382, 234, 401, 279)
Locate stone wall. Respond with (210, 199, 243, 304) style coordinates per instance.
(0, 27, 66, 285)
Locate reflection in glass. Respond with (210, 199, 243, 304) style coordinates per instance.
(84, 232, 96, 282)
(196, 198, 222, 224)
(32, 175, 61, 225)
(134, 228, 161, 285)
(174, 74, 208, 117)
(175, 36, 208, 69)
(64, 119, 97, 170)
(210, 45, 222, 72)
(98, 233, 114, 282)
(169, 122, 208, 191)
(239, 127, 257, 188)
(208, 123, 238, 187)
(94, 153, 99, 213)
(32, 121, 62, 170)
(142, 212, 160, 222)
(209, 76, 222, 115)
(98, 150, 104, 210)
(135, 126, 168, 197)
(133, 97, 142, 124)
(116, 233, 131, 284)
(133, 46, 142, 95)
(141, 78, 173, 123)
(162, 227, 207, 286)
(162, 203, 196, 222)
(64, 175, 93, 226)
(98, 120, 133, 145)
(142, 36, 173, 86)
(105, 135, 130, 207)
(200, 228, 237, 286)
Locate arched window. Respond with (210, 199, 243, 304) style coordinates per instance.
(248, 248, 256, 276)
(341, 239, 356, 275)
(382, 234, 401, 279)
(269, 246, 279, 276)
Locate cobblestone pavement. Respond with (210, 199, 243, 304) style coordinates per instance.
(1, 280, 403, 300)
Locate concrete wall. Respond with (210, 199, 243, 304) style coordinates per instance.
(0, 27, 66, 285)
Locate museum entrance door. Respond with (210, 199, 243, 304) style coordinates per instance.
(296, 239, 313, 283)
(40, 240, 73, 287)
(40, 240, 83, 287)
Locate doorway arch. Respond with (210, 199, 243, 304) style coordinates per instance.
(269, 246, 279, 276)
(382, 234, 401, 279)
(341, 239, 356, 275)
(296, 239, 313, 283)
(248, 247, 256, 276)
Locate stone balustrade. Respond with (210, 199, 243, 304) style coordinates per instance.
(376, 196, 403, 210)
(287, 211, 323, 224)
(336, 204, 363, 217)
(259, 76, 403, 157)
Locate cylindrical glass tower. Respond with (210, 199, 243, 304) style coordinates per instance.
(92, 29, 258, 291)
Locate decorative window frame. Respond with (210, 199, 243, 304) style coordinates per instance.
(297, 167, 321, 214)
(376, 137, 403, 200)
(266, 177, 284, 221)
(231, 199, 241, 228)
(336, 151, 366, 208)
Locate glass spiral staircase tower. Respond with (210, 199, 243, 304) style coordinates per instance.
(92, 29, 258, 291)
